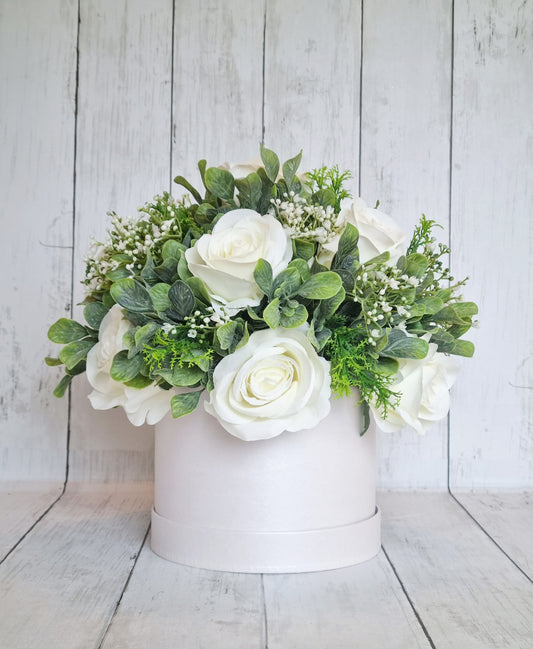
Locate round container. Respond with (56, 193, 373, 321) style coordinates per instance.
(151, 395, 380, 573)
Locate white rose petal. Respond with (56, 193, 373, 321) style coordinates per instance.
(369, 342, 460, 435)
(318, 198, 406, 267)
(185, 209, 292, 314)
(86, 304, 175, 426)
(218, 158, 264, 179)
(205, 328, 331, 441)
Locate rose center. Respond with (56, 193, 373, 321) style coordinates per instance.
(243, 356, 297, 403)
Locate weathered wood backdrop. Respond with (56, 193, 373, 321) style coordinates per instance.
(1, 0, 531, 489)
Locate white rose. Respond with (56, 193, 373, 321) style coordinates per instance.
(87, 305, 175, 426)
(218, 158, 264, 179)
(185, 209, 292, 314)
(369, 342, 460, 435)
(205, 327, 331, 441)
(318, 198, 406, 267)
(86, 305, 132, 410)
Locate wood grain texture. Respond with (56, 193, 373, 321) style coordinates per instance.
(0, 483, 152, 649)
(263, 557, 432, 648)
(449, 0, 533, 489)
(452, 491, 533, 578)
(0, 481, 63, 560)
(100, 541, 265, 649)
(0, 0, 77, 481)
(361, 0, 453, 489)
(69, 0, 173, 481)
(264, 0, 361, 188)
(380, 491, 533, 648)
(172, 0, 264, 186)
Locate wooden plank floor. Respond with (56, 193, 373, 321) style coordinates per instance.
(0, 486, 531, 649)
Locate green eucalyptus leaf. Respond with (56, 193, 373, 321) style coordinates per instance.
(404, 253, 429, 279)
(313, 287, 346, 323)
(149, 283, 171, 312)
(45, 356, 63, 366)
(171, 391, 202, 418)
(154, 257, 179, 284)
(235, 172, 262, 209)
(110, 279, 154, 313)
(418, 296, 444, 315)
(282, 150, 303, 189)
(162, 239, 184, 260)
(297, 272, 342, 300)
(53, 374, 72, 398)
(433, 302, 478, 324)
(106, 267, 132, 282)
(312, 188, 336, 208)
(289, 258, 312, 282)
(333, 223, 359, 268)
(204, 167, 235, 200)
(254, 259, 273, 298)
(263, 298, 281, 328)
(279, 303, 308, 328)
(273, 266, 301, 298)
(133, 322, 159, 351)
(292, 238, 316, 261)
(168, 280, 195, 319)
(360, 400, 371, 436)
(216, 321, 244, 352)
(66, 360, 86, 377)
(375, 357, 400, 376)
(260, 144, 280, 183)
(141, 251, 159, 282)
(59, 339, 95, 370)
(186, 277, 211, 304)
(157, 365, 204, 387)
(173, 175, 203, 204)
(84, 302, 109, 330)
(48, 318, 88, 344)
(380, 329, 429, 359)
(102, 291, 115, 309)
(177, 252, 192, 281)
(110, 350, 144, 382)
(124, 374, 154, 389)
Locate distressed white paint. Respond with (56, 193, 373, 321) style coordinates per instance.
(449, 0, 533, 488)
(263, 558, 432, 648)
(361, 0, 453, 488)
(264, 0, 361, 189)
(380, 491, 533, 648)
(0, 0, 531, 489)
(101, 544, 265, 649)
(0, 481, 63, 559)
(0, 483, 152, 649)
(453, 491, 533, 577)
(172, 0, 264, 186)
(0, 0, 77, 481)
(69, 0, 173, 481)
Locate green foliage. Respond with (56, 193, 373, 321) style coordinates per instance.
(325, 326, 400, 419)
(306, 164, 353, 212)
(171, 391, 202, 418)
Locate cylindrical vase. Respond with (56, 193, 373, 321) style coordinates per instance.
(151, 395, 380, 573)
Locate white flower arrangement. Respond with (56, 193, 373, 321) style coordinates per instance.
(46, 146, 477, 441)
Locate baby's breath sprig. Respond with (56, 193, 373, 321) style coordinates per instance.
(83, 192, 191, 298)
(270, 194, 342, 244)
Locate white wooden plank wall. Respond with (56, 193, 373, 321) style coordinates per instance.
(0, 0, 77, 482)
(69, 0, 173, 482)
(1, 0, 531, 489)
(449, 0, 533, 488)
